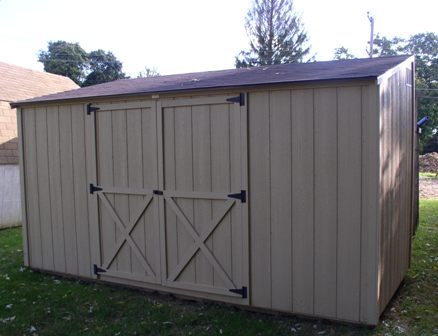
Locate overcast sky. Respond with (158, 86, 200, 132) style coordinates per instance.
(0, 0, 437, 77)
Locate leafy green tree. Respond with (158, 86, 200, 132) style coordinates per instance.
(404, 33, 438, 151)
(371, 34, 405, 57)
(235, 0, 311, 68)
(333, 47, 355, 60)
(38, 41, 88, 85)
(82, 50, 127, 87)
(39, 41, 127, 87)
(353, 32, 438, 151)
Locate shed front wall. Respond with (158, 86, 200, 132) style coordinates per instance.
(19, 82, 382, 325)
(19, 104, 93, 275)
(248, 83, 380, 324)
(18, 94, 250, 306)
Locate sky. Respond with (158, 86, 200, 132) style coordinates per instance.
(0, 0, 437, 77)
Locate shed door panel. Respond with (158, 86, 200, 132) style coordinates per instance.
(160, 97, 247, 299)
(90, 96, 248, 300)
(94, 102, 161, 284)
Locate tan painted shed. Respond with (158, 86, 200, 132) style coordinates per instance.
(12, 55, 416, 325)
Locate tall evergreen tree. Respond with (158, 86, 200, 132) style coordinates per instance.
(235, 0, 311, 68)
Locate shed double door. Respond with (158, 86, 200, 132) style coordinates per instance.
(89, 95, 248, 300)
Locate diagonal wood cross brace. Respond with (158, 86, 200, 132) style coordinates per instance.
(98, 193, 155, 276)
(165, 197, 236, 289)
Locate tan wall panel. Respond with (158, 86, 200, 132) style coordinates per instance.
(35, 107, 54, 270)
(23, 108, 43, 268)
(59, 105, 79, 275)
(249, 91, 271, 308)
(211, 104, 232, 288)
(173, 106, 196, 283)
(269, 90, 292, 311)
(249, 84, 381, 323)
(360, 85, 380, 324)
(314, 88, 338, 319)
(127, 108, 147, 276)
(96, 110, 115, 270)
(163, 107, 179, 276)
(46, 106, 65, 273)
(192, 104, 214, 286)
(291, 89, 315, 315)
(112, 110, 131, 274)
(22, 104, 91, 276)
(336, 87, 362, 321)
(72, 105, 91, 277)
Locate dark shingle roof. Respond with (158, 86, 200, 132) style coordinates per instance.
(12, 55, 411, 106)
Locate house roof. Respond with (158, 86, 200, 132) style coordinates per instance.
(12, 55, 412, 107)
(0, 61, 79, 103)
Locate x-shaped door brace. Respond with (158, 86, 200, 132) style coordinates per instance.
(97, 193, 155, 277)
(165, 197, 237, 289)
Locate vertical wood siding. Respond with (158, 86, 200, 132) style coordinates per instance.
(21, 104, 92, 277)
(249, 84, 380, 324)
(378, 63, 414, 313)
(19, 78, 415, 325)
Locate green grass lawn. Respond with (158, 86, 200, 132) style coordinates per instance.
(419, 172, 438, 179)
(1, 200, 437, 336)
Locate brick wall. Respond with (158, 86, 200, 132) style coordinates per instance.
(0, 101, 18, 165)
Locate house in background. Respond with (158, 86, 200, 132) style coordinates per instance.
(0, 61, 78, 228)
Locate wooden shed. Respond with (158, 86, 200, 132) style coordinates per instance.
(12, 55, 416, 325)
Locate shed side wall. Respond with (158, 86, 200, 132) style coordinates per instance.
(21, 104, 93, 277)
(378, 62, 415, 313)
(248, 83, 380, 324)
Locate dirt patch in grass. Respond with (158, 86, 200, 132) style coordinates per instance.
(419, 152, 438, 174)
(419, 176, 438, 199)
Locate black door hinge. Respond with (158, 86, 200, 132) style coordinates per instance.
(229, 286, 247, 298)
(228, 190, 246, 203)
(87, 103, 100, 115)
(93, 264, 107, 275)
(89, 183, 103, 194)
(226, 93, 245, 106)
(153, 189, 163, 195)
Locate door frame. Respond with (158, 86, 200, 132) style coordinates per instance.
(87, 94, 249, 302)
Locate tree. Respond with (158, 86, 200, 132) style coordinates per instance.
(333, 46, 355, 60)
(38, 41, 127, 87)
(372, 34, 405, 57)
(338, 32, 438, 151)
(235, 0, 311, 68)
(137, 67, 160, 78)
(404, 33, 438, 151)
(38, 41, 88, 85)
(82, 50, 126, 87)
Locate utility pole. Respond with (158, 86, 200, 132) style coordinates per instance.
(367, 12, 374, 58)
